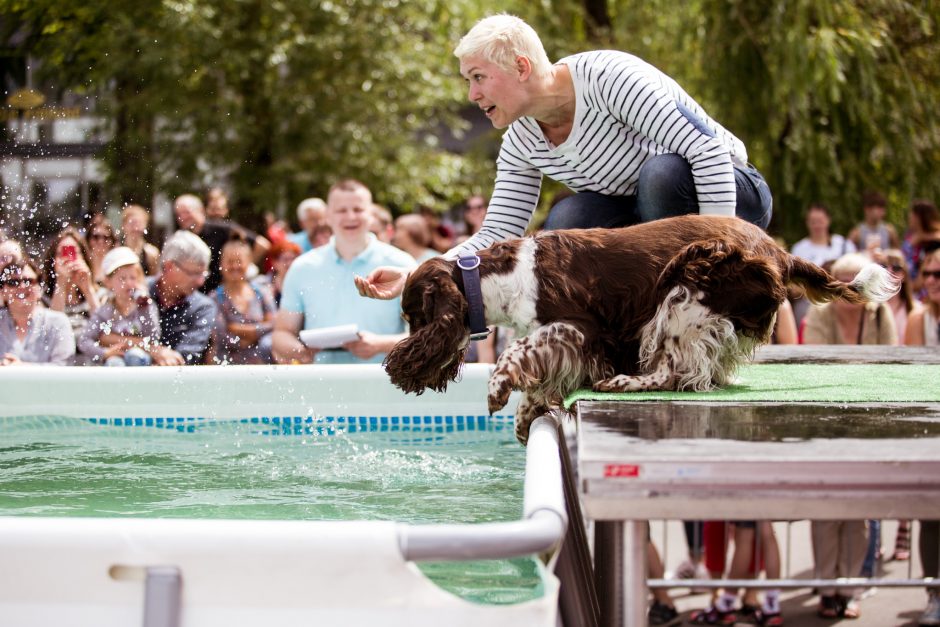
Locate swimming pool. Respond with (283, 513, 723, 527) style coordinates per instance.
(0, 364, 562, 627)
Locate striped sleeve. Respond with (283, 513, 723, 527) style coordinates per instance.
(446, 126, 543, 258)
(597, 55, 737, 215)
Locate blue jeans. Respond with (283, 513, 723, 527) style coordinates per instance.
(861, 519, 881, 578)
(543, 153, 773, 231)
(105, 347, 152, 367)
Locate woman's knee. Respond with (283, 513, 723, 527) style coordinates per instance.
(636, 154, 695, 222)
(638, 154, 691, 191)
(543, 195, 590, 230)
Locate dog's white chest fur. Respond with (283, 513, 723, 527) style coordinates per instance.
(480, 238, 540, 336)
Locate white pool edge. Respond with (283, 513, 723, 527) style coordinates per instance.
(0, 364, 564, 626)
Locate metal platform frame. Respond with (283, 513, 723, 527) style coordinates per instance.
(572, 345, 940, 627)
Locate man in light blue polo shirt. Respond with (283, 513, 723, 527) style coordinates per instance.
(272, 179, 416, 365)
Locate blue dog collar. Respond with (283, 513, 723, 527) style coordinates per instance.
(457, 255, 491, 341)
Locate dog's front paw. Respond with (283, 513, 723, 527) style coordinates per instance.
(488, 338, 533, 413)
(487, 370, 513, 415)
(515, 396, 541, 446)
(514, 417, 531, 446)
(512, 396, 548, 447)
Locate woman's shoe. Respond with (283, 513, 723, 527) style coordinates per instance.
(892, 548, 911, 561)
(892, 520, 912, 561)
(690, 605, 738, 625)
(841, 598, 861, 619)
(739, 603, 761, 623)
(919, 591, 940, 626)
(758, 610, 784, 626)
(817, 595, 841, 619)
(649, 601, 682, 626)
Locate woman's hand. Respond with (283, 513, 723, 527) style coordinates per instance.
(354, 266, 408, 300)
(69, 259, 96, 293)
(64, 258, 87, 284)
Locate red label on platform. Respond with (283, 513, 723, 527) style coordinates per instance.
(604, 464, 640, 478)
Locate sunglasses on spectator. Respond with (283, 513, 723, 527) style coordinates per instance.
(921, 270, 940, 280)
(467, 203, 485, 210)
(89, 233, 114, 241)
(879, 263, 904, 273)
(0, 277, 36, 288)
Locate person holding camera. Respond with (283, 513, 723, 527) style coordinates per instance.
(0, 260, 75, 366)
(77, 247, 160, 367)
(40, 228, 101, 363)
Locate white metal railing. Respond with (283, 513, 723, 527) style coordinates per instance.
(398, 415, 568, 561)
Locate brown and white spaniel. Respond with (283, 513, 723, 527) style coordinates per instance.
(384, 215, 899, 444)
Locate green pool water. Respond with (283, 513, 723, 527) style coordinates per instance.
(0, 414, 544, 605)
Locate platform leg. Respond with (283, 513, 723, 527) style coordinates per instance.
(595, 521, 647, 627)
(622, 521, 648, 627)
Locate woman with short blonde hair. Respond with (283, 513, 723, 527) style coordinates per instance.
(357, 14, 773, 302)
(453, 14, 553, 78)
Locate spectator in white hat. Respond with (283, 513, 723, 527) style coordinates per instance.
(77, 247, 160, 366)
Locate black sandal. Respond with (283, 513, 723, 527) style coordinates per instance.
(817, 595, 841, 619)
(690, 606, 738, 625)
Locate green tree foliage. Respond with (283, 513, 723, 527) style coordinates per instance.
(688, 0, 940, 242)
(4, 0, 938, 242)
(511, 0, 939, 242)
(2, 0, 504, 223)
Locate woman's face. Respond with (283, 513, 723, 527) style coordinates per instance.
(874, 251, 907, 282)
(460, 55, 528, 129)
(122, 213, 146, 236)
(88, 226, 115, 253)
(806, 209, 830, 237)
(922, 260, 940, 305)
(1, 267, 40, 313)
(465, 197, 487, 230)
(220, 244, 250, 282)
(272, 251, 298, 277)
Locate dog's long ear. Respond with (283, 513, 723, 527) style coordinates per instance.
(384, 269, 468, 394)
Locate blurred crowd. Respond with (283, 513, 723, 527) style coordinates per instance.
(0, 184, 940, 366)
(2, 186, 937, 371)
(0, 180, 495, 368)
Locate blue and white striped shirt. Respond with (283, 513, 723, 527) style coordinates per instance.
(452, 50, 748, 256)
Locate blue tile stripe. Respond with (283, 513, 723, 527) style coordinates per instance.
(84, 414, 515, 435)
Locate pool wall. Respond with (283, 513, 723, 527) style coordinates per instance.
(0, 364, 561, 627)
(0, 363, 514, 421)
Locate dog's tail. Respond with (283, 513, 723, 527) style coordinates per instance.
(785, 255, 900, 305)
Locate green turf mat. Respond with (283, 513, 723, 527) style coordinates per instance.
(564, 364, 940, 408)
